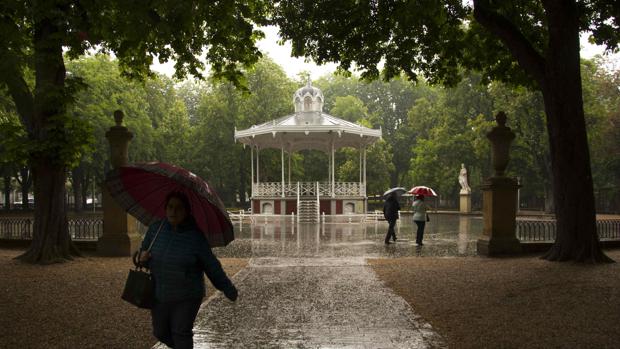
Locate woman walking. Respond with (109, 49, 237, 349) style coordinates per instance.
(412, 195, 431, 246)
(139, 191, 238, 349)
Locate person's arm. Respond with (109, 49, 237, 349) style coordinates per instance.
(138, 223, 157, 264)
(198, 238, 238, 301)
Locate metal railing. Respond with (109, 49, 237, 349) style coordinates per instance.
(517, 219, 620, 242)
(0, 218, 33, 239)
(253, 181, 365, 197)
(0, 217, 103, 241)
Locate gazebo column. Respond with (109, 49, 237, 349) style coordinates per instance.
(256, 147, 260, 184)
(250, 145, 254, 197)
(281, 145, 285, 198)
(363, 147, 367, 188)
(359, 146, 362, 193)
(288, 147, 291, 185)
(331, 141, 335, 198)
(327, 150, 331, 192)
(363, 147, 367, 212)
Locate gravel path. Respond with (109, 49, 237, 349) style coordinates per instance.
(2, 247, 619, 349)
(369, 249, 620, 349)
(0, 248, 246, 349)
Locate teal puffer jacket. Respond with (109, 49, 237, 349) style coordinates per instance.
(141, 219, 236, 303)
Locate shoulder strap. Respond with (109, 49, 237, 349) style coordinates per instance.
(146, 220, 165, 252)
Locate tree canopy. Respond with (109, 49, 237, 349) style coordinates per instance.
(0, 0, 270, 263)
(272, 0, 620, 262)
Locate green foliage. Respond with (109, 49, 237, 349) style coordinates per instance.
(582, 57, 620, 194)
(0, 104, 28, 167)
(190, 57, 297, 202)
(330, 96, 368, 122)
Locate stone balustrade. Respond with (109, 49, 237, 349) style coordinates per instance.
(252, 182, 365, 197)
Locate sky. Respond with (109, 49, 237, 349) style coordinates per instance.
(151, 26, 619, 80)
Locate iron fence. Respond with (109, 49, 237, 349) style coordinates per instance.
(0, 218, 33, 239)
(0, 217, 103, 241)
(517, 219, 620, 242)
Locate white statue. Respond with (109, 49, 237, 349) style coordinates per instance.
(458, 163, 471, 193)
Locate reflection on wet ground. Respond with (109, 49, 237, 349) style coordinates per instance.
(184, 214, 480, 348)
(213, 214, 483, 258)
(193, 258, 444, 349)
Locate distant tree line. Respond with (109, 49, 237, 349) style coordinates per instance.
(1, 54, 618, 212)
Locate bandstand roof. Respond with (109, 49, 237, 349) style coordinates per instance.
(234, 80, 382, 152)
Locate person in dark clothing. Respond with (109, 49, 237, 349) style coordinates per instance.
(383, 193, 401, 244)
(139, 191, 238, 349)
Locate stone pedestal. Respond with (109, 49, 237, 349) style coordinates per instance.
(457, 216, 470, 255)
(459, 192, 472, 213)
(477, 177, 522, 255)
(98, 186, 142, 256)
(98, 110, 141, 256)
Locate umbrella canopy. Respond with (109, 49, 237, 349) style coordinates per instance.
(408, 186, 438, 197)
(383, 187, 407, 197)
(105, 162, 233, 247)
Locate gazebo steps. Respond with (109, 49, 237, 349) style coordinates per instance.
(298, 200, 319, 223)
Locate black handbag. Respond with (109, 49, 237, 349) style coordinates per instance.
(121, 264, 155, 309)
(121, 221, 163, 309)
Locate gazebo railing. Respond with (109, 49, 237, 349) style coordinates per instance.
(252, 181, 364, 197)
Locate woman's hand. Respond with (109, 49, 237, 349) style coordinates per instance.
(139, 251, 151, 263)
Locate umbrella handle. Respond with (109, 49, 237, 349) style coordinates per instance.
(132, 250, 145, 269)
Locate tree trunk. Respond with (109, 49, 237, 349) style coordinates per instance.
(16, 5, 80, 264)
(539, 1, 612, 263)
(19, 167, 32, 209)
(18, 162, 80, 263)
(3, 175, 10, 210)
(239, 155, 247, 206)
(474, 0, 612, 263)
(82, 175, 89, 209)
(71, 164, 84, 212)
(543, 186, 554, 213)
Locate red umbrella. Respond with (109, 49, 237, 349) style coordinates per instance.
(104, 162, 233, 247)
(408, 186, 437, 197)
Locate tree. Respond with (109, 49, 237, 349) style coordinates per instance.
(67, 55, 173, 212)
(190, 57, 296, 205)
(0, 1, 268, 263)
(273, 0, 618, 262)
(0, 96, 27, 210)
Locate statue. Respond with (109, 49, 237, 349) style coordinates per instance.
(458, 163, 471, 193)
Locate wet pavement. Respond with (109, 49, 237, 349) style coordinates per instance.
(192, 257, 444, 348)
(213, 214, 484, 259)
(157, 214, 481, 348)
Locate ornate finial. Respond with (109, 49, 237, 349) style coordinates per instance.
(113, 110, 124, 126)
(306, 76, 311, 87)
(495, 111, 507, 127)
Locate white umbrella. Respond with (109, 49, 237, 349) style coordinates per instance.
(383, 187, 407, 197)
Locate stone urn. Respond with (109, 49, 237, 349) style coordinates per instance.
(106, 110, 133, 169)
(486, 111, 515, 177)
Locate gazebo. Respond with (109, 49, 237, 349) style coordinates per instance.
(234, 80, 381, 219)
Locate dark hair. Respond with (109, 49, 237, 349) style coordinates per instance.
(415, 195, 424, 201)
(165, 191, 192, 215)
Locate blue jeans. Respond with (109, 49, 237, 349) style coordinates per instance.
(151, 298, 203, 349)
(415, 220, 426, 244)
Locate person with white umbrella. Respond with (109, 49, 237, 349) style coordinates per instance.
(382, 188, 404, 244)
